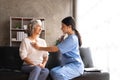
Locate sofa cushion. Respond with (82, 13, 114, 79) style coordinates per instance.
(46, 52, 61, 70)
(0, 71, 28, 80)
(46, 47, 94, 69)
(80, 47, 94, 68)
(73, 72, 109, 80)
(0, 46, 23, 70)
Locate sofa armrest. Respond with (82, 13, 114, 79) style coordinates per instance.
(80, 47, 94, 68)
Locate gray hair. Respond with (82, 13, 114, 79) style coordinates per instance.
(27, 19, 42, 36)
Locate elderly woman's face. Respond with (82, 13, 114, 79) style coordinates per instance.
(33, 24, 42, 35)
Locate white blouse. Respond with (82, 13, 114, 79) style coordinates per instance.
(19, 37, 49, 65)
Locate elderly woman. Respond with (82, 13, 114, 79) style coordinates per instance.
(19, 19, 49, 80)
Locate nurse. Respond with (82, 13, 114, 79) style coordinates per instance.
(31, 16, 84, 80)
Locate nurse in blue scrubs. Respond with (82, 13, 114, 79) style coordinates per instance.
(31, 16, 84, 80)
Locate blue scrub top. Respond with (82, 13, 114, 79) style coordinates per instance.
(57, 34, 84, 66)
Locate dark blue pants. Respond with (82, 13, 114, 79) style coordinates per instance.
(21, 64, 49, 80)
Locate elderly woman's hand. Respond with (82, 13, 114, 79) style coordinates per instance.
(31, 42, 39, 50)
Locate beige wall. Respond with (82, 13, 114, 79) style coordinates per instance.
(0, 0, 73, 46)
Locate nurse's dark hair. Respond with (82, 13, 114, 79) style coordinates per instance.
(62, 16, 82, 47)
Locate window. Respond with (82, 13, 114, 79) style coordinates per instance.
(76, 0, 120, 80)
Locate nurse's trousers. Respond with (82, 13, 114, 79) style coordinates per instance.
(50, 63, 82, 80)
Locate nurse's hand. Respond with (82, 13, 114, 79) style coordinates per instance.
(31, 42, 39, 50)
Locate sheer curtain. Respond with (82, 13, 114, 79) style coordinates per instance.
(76, 0, 120, 80)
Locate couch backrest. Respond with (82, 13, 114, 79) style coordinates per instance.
(0, 46, 93, 70)
(46, 47, 94, 69)
(0, 46, 23, 70)
(46, 52, 61, 70)
(80, 47, 94, 68)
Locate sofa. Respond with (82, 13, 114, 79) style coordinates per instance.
(0, 46, 109, 80)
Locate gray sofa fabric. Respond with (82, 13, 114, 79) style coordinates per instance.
(80, 47, 94, 68)
(73, 72, 109, 80)
(0, 46, 109, 80)
(72, 47, 110, 80)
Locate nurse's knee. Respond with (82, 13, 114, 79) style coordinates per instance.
(50, 68, 56, 75)
(50, 69, 61, 76)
